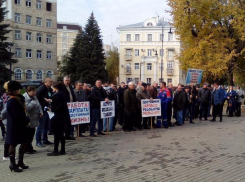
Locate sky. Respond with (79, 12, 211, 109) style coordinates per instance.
(57, 0, 171, 46)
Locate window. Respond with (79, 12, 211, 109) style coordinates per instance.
(36, 17, 42, 26)
(46, 2, 52, 11)
(167, 78, 172, 84)
(135, 63, 139, 70)
(26, 49, 32, 58)
(37, 50, 42, 59)
(135, 49, 139, 56)
(148, 34, 152, 42)
(147, 49, 152, 56)
(15, 13, 21, 23)
(160, 34, 164, 41)
(14, 69, 22, 80)
(26, 0, 31, 7)
(126, 78, 132, 83)
(134, 78, 139, 85)
(26, 70, 32, 80)
(36, 70, 42, 80)
(168, 33, 173, 41)
(126, 49, 131, 56)
(147, 78, 152, 84)
(159, 78, 163, 84)
(26, 15, 32, 24)
(160, 49, 164, 56)
(47, 51, 52, 59)
(26, 32, 32, 41)
(15, 0, 21, 5)
(135, 34, 140, 41)
(147, 63, 152, 70)
(15, 48, 22, 58)
(167, 61, 173, 69)
(46, 71, 52, 78)
(15, 30, 21, 40)
(46, 19, 52, 27)
(37, 33, 42, 42)
(126, 34, 131, 41)
(159, 63, 163, 71)
(47, 35, 52, 43)
(36, 1, 42, 9)
(126, 63, 131, 73)
(168, 50, 174, 60)
(147, 22, 153, 26)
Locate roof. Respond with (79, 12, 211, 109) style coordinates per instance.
(57, 23, 81, 31)
(119, 19, 170, 28)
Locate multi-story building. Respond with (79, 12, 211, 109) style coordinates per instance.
(2, 0, 57, 82)
(117, 17, 186, 86)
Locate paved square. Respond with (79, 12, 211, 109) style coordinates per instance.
(1, 116, 245, 182)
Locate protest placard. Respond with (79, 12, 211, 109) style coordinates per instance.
(141, 99, 161, 118)
(186, 69, 203, 84)
(101, 101, 115, 119)
(67, 102, 90, 126)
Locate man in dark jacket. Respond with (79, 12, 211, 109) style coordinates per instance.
(62, 76, 77, 140)
(117, 82, 126, 126)
(90, 80, 109, 137)
(183, 86, 195, 124)
(36, 77, 53, 147)
(173, 84, 186, 125)
(198, 83, 211, 121)
(167, 83, 174, 127)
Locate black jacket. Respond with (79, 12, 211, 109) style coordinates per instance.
(36, 85, 53, 110)
(124, 88, 137, 112)
(198, 88, 211, 103)
(118, 87, 126, 107)
(91, 86, 108, 108)
(62, 85, 76, 103)
(73, 89, 88, 102)
(173, 90, 186, 111)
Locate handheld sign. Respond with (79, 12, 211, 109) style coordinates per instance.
(101, 101, 115, 119)
(141, 99, 161, 118)
(67, 102, 90, 126)
(186, 69, 203, 84)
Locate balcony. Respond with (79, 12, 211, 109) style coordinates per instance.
(125, 67, 131, 75)
(167, 69, 174, 76)
(124, 55, 132, 61)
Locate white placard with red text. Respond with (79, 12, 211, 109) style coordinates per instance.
(141, 99, 161, 117)
(67, 102, 90, 125)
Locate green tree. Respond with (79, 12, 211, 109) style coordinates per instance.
(167, 0, 245, 85)
(0, 0, 17, 91)
(105, 47, 119, 84)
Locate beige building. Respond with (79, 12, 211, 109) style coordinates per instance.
(117, 17, 186, 86)
(2, 0, 57, 82)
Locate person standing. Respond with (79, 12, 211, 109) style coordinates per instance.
(167, 83, 175, 127)
(173, 84, 186, 126)
(210, 82, 224, 122)
(36, 78, 53, 147)
(47, 82, 68, 156)
(183, 86, 195, 124)
(117, 82, 126, 126)
(90, 80, 109, 137)
(23, 86, 43, 154)
(6, 81, 29, 172)
(62, 76, 77, 140)
(148, 82, 158, 127)
(189, 83, 198, 119)
(156, 82, 171, 128)
(198, 83, 211, 121)
(73, 81, 88, 137)
(226, 86, 236, 117)
(235, 86, 244, 117)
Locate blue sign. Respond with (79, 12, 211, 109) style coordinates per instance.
(186, 69, 203, 84)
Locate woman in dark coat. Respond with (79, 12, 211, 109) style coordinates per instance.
(47, 82, 68, 156)
(6, 81, 29, 172)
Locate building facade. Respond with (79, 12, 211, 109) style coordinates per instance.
(2, 0, 57, 82)
(117, 17, 186, 86)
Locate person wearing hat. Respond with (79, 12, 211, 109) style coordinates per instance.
(6, 81, 29, 172)
(198, 83, 211, 121)
(183, 86, 195, 124)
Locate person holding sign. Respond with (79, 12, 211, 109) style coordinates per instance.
(90, 80, 109, 137)
(136, 83, 152, 129)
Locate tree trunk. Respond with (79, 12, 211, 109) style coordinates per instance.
(228, 63, 234, 86)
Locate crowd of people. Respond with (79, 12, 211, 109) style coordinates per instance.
(0, 76, 244, 172)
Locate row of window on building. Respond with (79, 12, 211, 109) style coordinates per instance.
(125, 78, 173, 85)
(15, 30, 53, 44)
(14, 69, 53, 80)
(126, 33, 173, 42)
(126, 49, 174, 59)
(15, 13, 52, 28)
(15, 0, 53, 11)
(124, 62, 173, 73)
(15, 48, 52, 59)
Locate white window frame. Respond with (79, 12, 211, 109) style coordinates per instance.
(167, 61, 173, 69)
(15, 13, 21, 23)
(15, 30, 21, 40)
(26, 49, 32, 58)
(26, 32, 32, 41)
(47, 51, 52, 59)
(148, 34, 152, 42)
(126, 78, 132, 83)
(37, 50, 42, 59)
(46, 19, 52, 28)
(135, 63, 139, 70)
(126, 34, 131, 41)
(36, 1, 42, 9)
(36, 17, 42, 26)
(47, 35, 52, 44)
(26, 0, 31, 7)
(15, 48, 22, 58)
(46, 71, 52, 78)
(135, 34, 140, 41)
(37, 33, 42, 42)
(147, 78, 152, 84)
(147, 49, 152, 57)
(36, 70, 43, 80)
(147, 63, 152, 70)
(26, 70, 33, 80)
(167, 78, 172, 84)
(135, 49, 139, 56)
(14, 69, 22, 80)
(26, 15, 32, 24)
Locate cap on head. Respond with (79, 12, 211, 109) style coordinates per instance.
(8, 81, 22, 91)
(184, 86, 189, 89)
(141, 83, 147, 87)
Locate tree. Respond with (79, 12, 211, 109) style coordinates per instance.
(0, 0, 17, 91)
(61, 12, 108, 84)
(105, 47, 119, 84)
(167, 0, 245, 85)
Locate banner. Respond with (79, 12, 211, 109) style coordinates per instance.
(186, 69, 203, 84)
(101, 101, 115, 119)
(141, 99, 161, 117)
(67, 102, 90, 125)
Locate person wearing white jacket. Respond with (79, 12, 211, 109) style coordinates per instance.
(23, 86, 43, 154)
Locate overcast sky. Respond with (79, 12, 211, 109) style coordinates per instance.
(57, 0, 171, 46)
